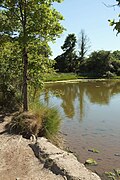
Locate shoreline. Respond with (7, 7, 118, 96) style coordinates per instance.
(0, 114, 101, 180)
(44, 78, 120, 84)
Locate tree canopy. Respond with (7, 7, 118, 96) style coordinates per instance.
(0, 0, 64, 111)
(55, 33, 77, 72)
(54, 32, 120, 77)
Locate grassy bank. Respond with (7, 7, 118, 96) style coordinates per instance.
(113, 76, 120, 79)
(44, 73, 86, 82)
(44, 73, 120, 82)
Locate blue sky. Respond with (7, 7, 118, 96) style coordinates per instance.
(50, 0, 120, 58)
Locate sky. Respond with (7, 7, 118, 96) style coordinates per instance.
(50, 0, 120, 58)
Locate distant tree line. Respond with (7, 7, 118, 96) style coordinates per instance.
(54, 32, 120, 78)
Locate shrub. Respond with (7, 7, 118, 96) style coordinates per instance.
(0, 83, 21, 113)
(117, 68, 120, 76)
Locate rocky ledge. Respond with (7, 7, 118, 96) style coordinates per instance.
(0, 115, 101, 180)
(32, 137, 101, 180)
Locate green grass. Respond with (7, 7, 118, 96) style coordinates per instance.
(30, 101, 61, 139)
(44, 73, 120, 82)
(43, 107, 61, 138)
(6, 101, 61, 140)
(44, 73, 86, 82)
(113, 76, 120, 79)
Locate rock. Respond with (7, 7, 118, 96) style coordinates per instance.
(34, 137, 101, 180)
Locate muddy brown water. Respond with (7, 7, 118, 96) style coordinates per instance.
(40, 80, 120, 179)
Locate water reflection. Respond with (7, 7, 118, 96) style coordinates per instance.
(85, 81, 120, 104)
(41, 80, 120, 121)
(40, 80, 120, 176)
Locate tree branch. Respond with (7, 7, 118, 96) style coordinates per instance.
(0, 5, 9, 10)
(102, 2, 118, 9)
(19, 0, 24, 25)
(0, 5, 22, 23)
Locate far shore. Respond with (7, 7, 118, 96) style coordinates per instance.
(44, 78, 120, 84)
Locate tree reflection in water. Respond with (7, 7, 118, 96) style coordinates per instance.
(41, 80, 120, 121)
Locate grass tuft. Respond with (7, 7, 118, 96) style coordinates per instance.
(43, 107, 61, 138)
(6, 102, 61, 140)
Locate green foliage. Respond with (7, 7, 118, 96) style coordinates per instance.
(0, 39, 22, 112)
(30, 101, 61, 139)
(114, 169, 120, 177)
(43, 107, 61, 138)
(0, 0, 64, 41)
(6, 101, 61, 140)
(27, 40, 56, 90)
(85, 158, 98, 166)
(61, 34, 77, 52)
(0, 0, 64, 111)
(108, 0, 120, 34)
(105, 172, 116, 179)
(54, 44, 120, 78)
(111, 50, 120, 61)
(44, 72, 84, 81)
(79, 50, 112, 77)
(55, 33, 77, 72)
(0, 83, 21, 113)
(54, 31, 91, 74)
(110, 51, 120, 75)
(103, 169, 120, 180)
(88, 148, 100, 153)
(0, 40, 22, 86)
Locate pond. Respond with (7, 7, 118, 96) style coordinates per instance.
(40, 80, 120, 178)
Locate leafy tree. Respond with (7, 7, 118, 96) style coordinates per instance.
(61, 33, 76, 52)
(0, 0, 64, 111)
(0, 38, 22, 112)
(108, 0, 120, 34)
(80, 50, 112, 77)
(110, 50, 120, 75)
(111, 50, 120, 60)
(55, 33, 77, 72)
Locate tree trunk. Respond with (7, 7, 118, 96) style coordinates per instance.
(23, 47, 28, 111)
(20, 0, 28, 112)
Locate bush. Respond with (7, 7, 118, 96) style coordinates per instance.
(117, 68, 120, 76)
(111, 61, 120, 75)
(0, 83, 21, 113)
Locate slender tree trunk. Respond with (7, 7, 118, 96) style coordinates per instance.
(23, 47, 28, 111)
(20, 0, 28, 111)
